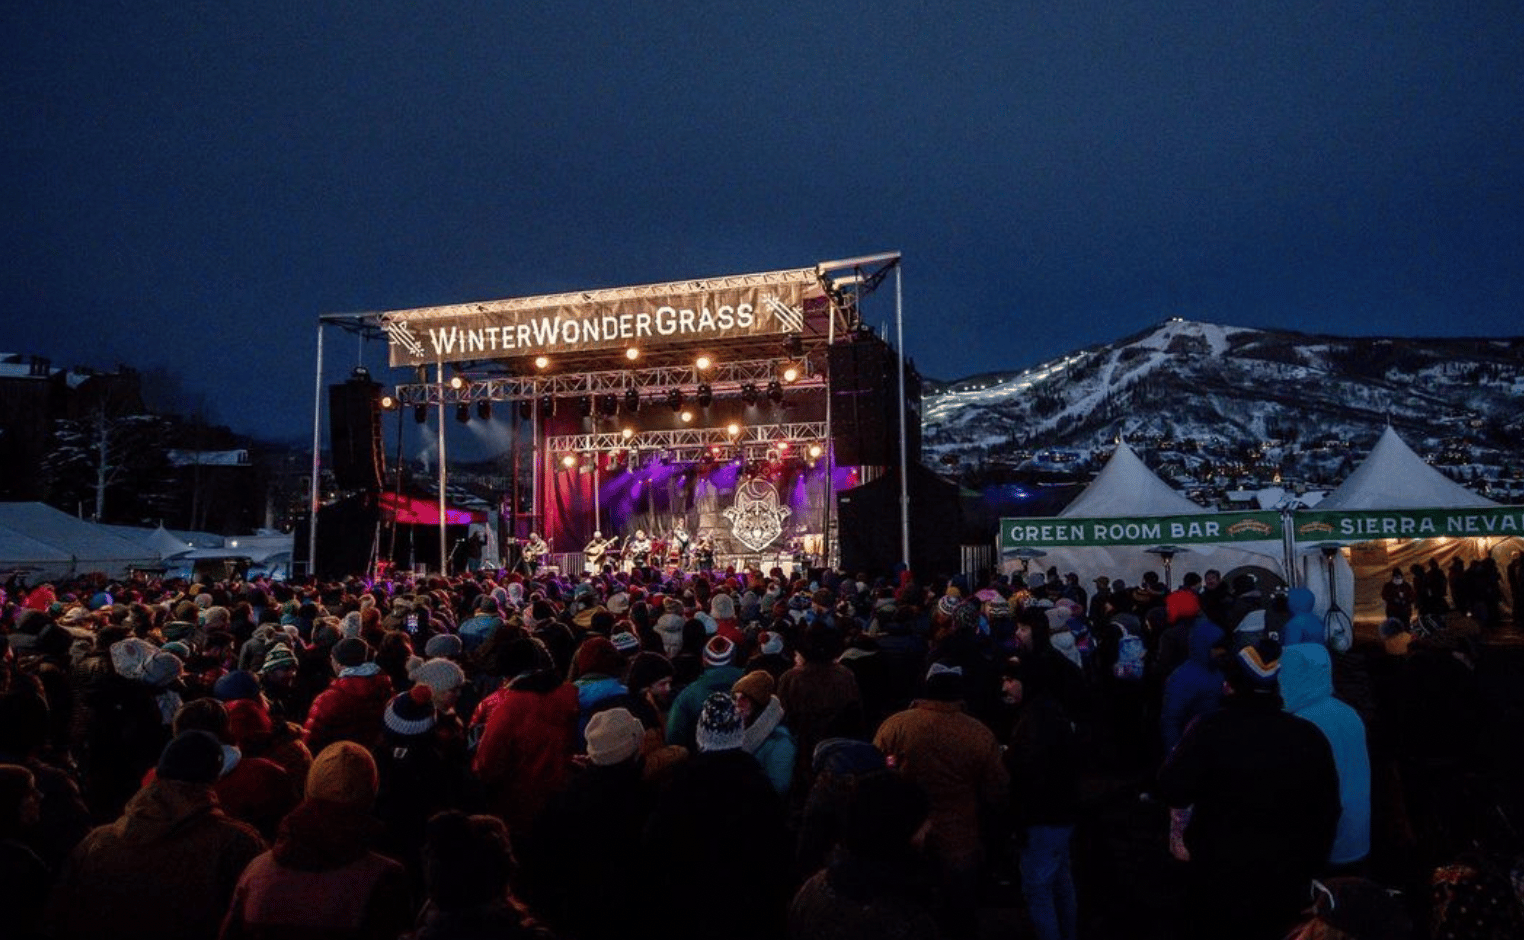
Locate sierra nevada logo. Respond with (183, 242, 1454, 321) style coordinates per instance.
(1227, 518, 1273, 536)
(724, 478, 791, 552)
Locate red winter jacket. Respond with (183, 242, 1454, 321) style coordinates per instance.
(303, 671, 393, 757)
(471, 669, 579, 837)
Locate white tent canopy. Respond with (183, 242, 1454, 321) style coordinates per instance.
(1002, 442, 1290, 590)
(1317, 426, 1498, 511)
(0, 503, 162, 580)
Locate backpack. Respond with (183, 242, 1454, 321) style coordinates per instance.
(1326, 615, 1353, 654)
(1113, 628, 1145, 681)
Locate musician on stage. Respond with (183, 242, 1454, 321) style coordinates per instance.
(670, 521, 692, 567)
(584, 531, 619, 574)
(521, 532, 550, 576)
(625, 528, 653, 568)
(694, 534, 716, 571)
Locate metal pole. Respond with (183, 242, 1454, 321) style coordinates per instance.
(437, 361, 448, 575)
(895, 264, 910, 572)
(822, 290, 837, 571)
(307, 323, 324, 580)
(387, 404, 404, 567)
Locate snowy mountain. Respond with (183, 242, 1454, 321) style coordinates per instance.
(922, 319, 1524, 504)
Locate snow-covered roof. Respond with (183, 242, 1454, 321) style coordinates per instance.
(1058, 440, 1206, 518)
(1317, 426, 1497, 511)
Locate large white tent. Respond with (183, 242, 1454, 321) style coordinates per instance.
(0, 503, 161, 580)
(1001, 441, 1290, 589)
(1292, 426, 1518, 623)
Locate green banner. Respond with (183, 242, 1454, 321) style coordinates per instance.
(1291, 506, 1524, 542)
(1001, 511, 1283, 549)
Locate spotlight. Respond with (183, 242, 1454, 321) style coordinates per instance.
(680, 410, 693, 423)
(414, 404, 428, 425)
(696, 383, 713, 407)
(624, 388, 640, 413)
(476, 400, 492, 421)
(579, 395, 595, 417)
(726, 422, 741, 438)
(777, 441, 791, 453)
(807, 443, 823, 459)
(455, 403, 470, 424)
(539, 395, 555, 418)
(449, 375, 465, 390)
(781, 363, 801, 383)
(561, 454, 578, 469)
(534, 356, 550, 370)
(695, 355, 712, 371)
(667, 388, 684, 412)
(621, 427, 634, 439)
(518, 400, 532, 421)
(599, 394, 619, 416)
(740, 383, 758, 405)
(379, 393, 397, 410)
(767, 380, 783, 403)
(625, 347, 640, 361)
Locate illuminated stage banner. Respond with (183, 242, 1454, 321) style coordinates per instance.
(1292, 506, 1524, 542)
(381, 269, 822, 367)
(1001, 511, 1283, 550)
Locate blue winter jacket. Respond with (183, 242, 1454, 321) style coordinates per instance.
(1160, 619, 1226, 754)
(1280, 588, 1324, 646)
(1280, 642, 1368, 865)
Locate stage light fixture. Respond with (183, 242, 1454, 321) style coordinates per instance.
(740, 383, 759, 405)
(667, 388, 684, 412)
(414, 404, 428, 424)
(579, 395, 595, 417)
(449, 375, 466, 390)
(561, 454, 578, 469)
(696, 383, 713, 407)
(785, 333, 803, 357)
(599, 393, 619, 416)
(726, 422, 741, 438)
(780, 361, 803, 383)
(455, 403, 470, 424)
(807, 443, 824, 459)
(777, 441, 791, 453)
(534, 356, 550, 370)
(625, 347, 640, 361)
(680, 410, 693, 423)
(695, 355, 713, 371)
(518, 399, 532, 420)
(622, 427, 634, 439)
(767, 380, 783, 403)
(539, 395, 555, 417)
(624, 388, 641, 413)
(476, 400, 492, 421)
(379, 393, 397, 410)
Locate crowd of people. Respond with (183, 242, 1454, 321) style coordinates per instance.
(0, 556, 1520, 940)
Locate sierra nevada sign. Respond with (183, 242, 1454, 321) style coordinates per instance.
(1292, 506, 1524, 542)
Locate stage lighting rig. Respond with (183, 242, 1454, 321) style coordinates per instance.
(740, 383, 759, 405)
(696, 383, 713, 407)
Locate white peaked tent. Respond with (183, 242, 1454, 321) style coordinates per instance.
(1003, 441, 1290, 589)
(0, 503, 162, 580)
(1295, 426, 1515, 623)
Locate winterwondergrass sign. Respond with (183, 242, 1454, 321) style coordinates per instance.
(1001, 512, 1283, 549)
(1292, 507, 1524, 541)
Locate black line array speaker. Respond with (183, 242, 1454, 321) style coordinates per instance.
(827, 337, 921, 466)
(329, 375, 384, 491)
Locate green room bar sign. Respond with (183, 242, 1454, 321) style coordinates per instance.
(1001, 512, 1283, 549)
(1292, 507, 1524, 541)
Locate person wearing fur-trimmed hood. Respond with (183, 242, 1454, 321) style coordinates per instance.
(733, 669, 796, 798)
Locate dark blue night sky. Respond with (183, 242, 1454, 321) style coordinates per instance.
(6, 2, 1521, 444)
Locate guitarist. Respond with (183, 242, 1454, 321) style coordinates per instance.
(521, 532, 550, 576)
(584, 531, 619, 574)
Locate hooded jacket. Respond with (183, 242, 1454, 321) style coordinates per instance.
(1280, 588, 1324, 646)
(1279, 643, 1371, 866)
(1159, 619, 1225, 754)
(741, 695, 797, 797)
(304, 669, 394, 755)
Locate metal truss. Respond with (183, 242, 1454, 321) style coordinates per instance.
(547, 422, 829, 464)
(391, 358, 824, 405)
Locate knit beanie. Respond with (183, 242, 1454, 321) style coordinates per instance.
(259, 644, 298, 675)
(384, 686, 438, 739)
(109, 637, 158, 682)
(584, 707, 644, 766)
(626, 651, 674, 697)
(610, 629, 641, 655)
(710, 593, 735, 620)
(331, 636, 370, 668)
(732, 670, 775, 711)
(695, 691, 745, 752)
(758, 630, 785, 656)
(703, 635, 735, 668)
(655, 613, 686, 657)
(409, 657, 466, 701)
(424, 633, 463, 659)
(144, 651, 184, 688)
(224, 699, 274, 747)
(157, 729, 225, 784)
(572, 635, 626, 679)
(307, 741, 379, 808)
(213, 669, 263, 702)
